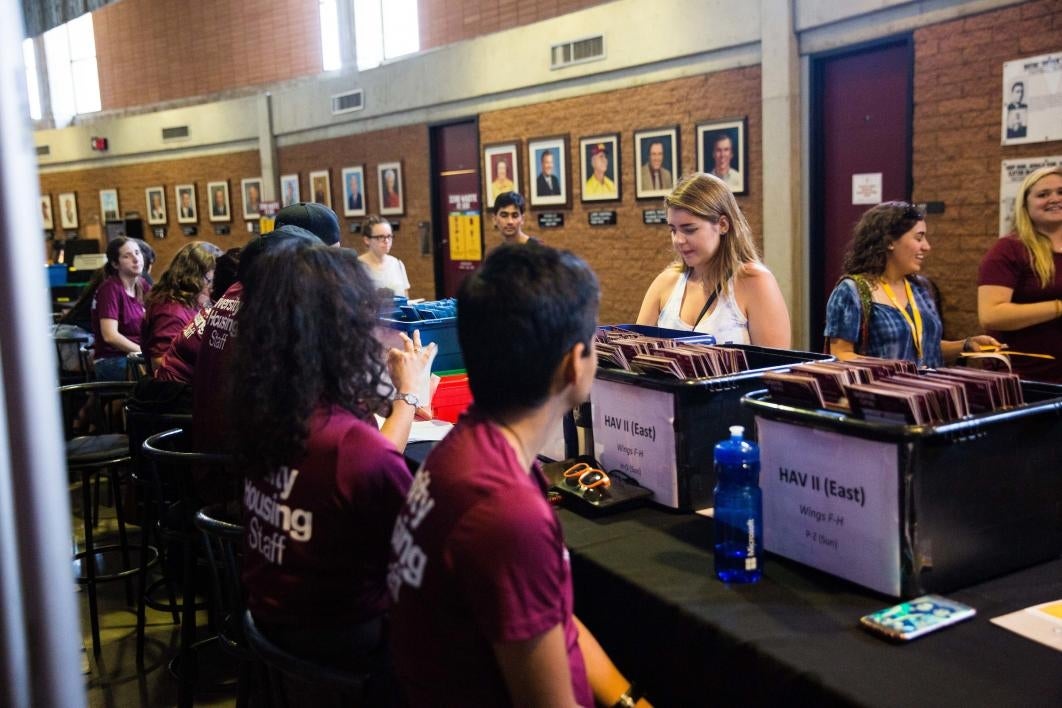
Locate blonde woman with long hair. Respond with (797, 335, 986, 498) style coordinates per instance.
(637, 172, 791, 346)
(978, 165, 1062, 381)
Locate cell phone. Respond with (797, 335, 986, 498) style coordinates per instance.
(860, 595, 976, 641)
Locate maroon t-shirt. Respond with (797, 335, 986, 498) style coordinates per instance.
(142, 299, 197, 362)
(387, 408, 591, 707)
(91, 275, 149, 360)
(978, 234, 1062, 382)
(243, 406, 412, 626)
(192, 282, 242, 454)
(154, 306, 208, 383)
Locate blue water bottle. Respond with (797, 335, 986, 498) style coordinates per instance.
(713, 425, 763, 583)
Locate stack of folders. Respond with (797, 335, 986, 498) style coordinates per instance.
(594, 329, 748, 379)
(761, 357, 1024, 425)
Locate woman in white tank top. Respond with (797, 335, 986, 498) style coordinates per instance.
(636, 173, 791, 347)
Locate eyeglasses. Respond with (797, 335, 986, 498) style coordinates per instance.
(369, 234, 394, 241)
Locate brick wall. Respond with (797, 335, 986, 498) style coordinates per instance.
(912, 0, 1062, 338)
(277, 124, 437, 299)
(418, 0, 611, 51)
(93, 0, 322, 110)
(480, 67, 763, 325)
(40, 150, 262, 272)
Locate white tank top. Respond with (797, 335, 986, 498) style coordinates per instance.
(656, 269, 750, 344)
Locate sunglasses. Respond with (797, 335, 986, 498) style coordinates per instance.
(563, 462, 612, 501)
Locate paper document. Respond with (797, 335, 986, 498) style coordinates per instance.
(991, 600, 1062, 652)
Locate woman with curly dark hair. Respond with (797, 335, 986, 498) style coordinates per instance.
(141, 241, 221, 368)
(232, 238, 435, 674)
(825, 201, 996, 365)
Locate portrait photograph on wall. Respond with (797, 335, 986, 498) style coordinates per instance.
(528, 135, 569, 208)
(579, 134, 620, 202)
(310, 169, 332, 209)
(145, 187, 166, 225)
(41, 195, 53, 230)
(341, 166, 366, 217)
(175, 184, 197, 224)
(483, 142, 520, 208)
(280, 174, 300, 207)
(99, 189, 120, 222)
(208, 181, 231, 222)
(1001, 51, 1062, 146)
(634, 126, 680, 199)
(697, 118, 747, 195)
(378, 161, 404, 216)
(241, 178, 263, 220)
(59, 193, 81, 229)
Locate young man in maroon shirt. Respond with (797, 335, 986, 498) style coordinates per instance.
(388, 244, 649, 707)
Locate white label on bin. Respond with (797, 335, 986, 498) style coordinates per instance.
(592, 379, 678, 507)
(757, 417, 901, 596)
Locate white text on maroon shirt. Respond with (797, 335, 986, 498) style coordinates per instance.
(245, 466, 313, 565)
(387, 467, 434, 600)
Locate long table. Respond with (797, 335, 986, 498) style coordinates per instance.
(561, 506, 1062, 708)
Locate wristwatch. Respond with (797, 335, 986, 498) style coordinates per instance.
(395, 392, 420, 408)
(613, 684, 644, 708)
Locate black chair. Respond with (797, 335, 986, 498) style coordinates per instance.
(127, 351, 152, 382)
(54, 334, 93, 385)
(242, 610, 374, 708)
(60, 381, 157, 658)
(141, 428, 235, 708)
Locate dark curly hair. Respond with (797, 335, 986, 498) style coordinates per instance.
(229, 239, 391, 473)
(146, 241, 221, 308)
(842, 201, 925, 276)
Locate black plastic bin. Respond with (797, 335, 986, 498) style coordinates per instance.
(590, 344, 832, 511)
(743, 382, 1062, 597)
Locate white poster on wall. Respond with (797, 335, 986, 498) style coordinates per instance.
(852, 173, 883, 205)
(1001, 52, 1062, 146)
(998, 155, 1062, 236)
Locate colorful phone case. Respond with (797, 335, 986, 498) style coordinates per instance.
(860, 594, 976, 640)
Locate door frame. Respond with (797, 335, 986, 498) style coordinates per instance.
(428, 116, 481, 300)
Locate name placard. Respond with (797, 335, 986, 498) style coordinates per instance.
(757, 417, 901, 595)
(592, 379, 679, 507)
(588, 210, 617, 226)
(537, 212, 565, 229)
(642, 209, 667, 225)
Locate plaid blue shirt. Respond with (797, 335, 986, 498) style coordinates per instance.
(825, 277, 944, 368)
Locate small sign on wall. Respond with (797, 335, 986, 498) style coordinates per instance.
(852, 173, 882, 205)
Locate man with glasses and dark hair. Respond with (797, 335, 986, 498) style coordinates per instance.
(388, 244, 650, 708)
(358, 214, 409, 297)
(492, 191, 539, 246)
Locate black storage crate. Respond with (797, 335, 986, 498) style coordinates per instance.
(591, 345, 831, 511)
(743, 382, 1062, 596)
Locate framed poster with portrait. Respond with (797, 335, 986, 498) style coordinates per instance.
(697, 118, 747, 195)
(635, 126, 680, 199)
(41, 195, 54, 230)
(99, 189, 120, 222)
(483, 142, 520, 209)
(309, 170, 332, 209)
(579, 134, 620, 202)
(208, 181, 231, 222)
(241, 178, 263, 220)
(527, 136, 569, 208)
(341, 166, 366, 217)
(280, 174, 300, 207)
(175, 184, 197, 224)
(145, 187, 166, 225)
(377, 162, 404, 216)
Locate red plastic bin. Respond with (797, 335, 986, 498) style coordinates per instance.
(432, 374, 472, 423)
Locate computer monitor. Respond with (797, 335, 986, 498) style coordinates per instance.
(62, 238, 101, 263)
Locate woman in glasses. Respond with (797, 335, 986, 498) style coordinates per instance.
(826, 201, 996, 365)
(358, 214, 410, 298)
(141, 241, 221, 370)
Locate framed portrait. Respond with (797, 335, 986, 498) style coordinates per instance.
(99, 189, 120, 222)
(341, 166, 366, 217)
(309, 169, 332, 209)
(280, 174, 300, 207)
(377, 162, 404, 216)
(145, 187, 166, 225)
(635, 126, 680, 199)
(58, 192, 79, 229)
(241, 178, 263, 220)
(41, 195, 54, 230)
(527, 136, 569, 208)
(579, 134, 620, 202)
(208, 181, 231, 222)
(175, 184, 197, 224)
(697, 118, 747, 195)
(483, 142, 520, 209)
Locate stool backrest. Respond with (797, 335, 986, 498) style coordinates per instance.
(195, 505, 248, 658)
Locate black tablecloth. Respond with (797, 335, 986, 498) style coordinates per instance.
(561, 506, 1062, 708)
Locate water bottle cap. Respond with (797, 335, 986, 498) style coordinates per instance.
(729, 425, 744, 439)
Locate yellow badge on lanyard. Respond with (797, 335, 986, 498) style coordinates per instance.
(880, 278, 924, 362)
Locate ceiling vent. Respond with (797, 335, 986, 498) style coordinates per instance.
(36, 145, 50, 156)
(162, 126, 190, 140)
(332, 89, 364, 115)
(551, 35, 605, 70)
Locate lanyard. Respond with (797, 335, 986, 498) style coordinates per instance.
(880, 278, 924, 362)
